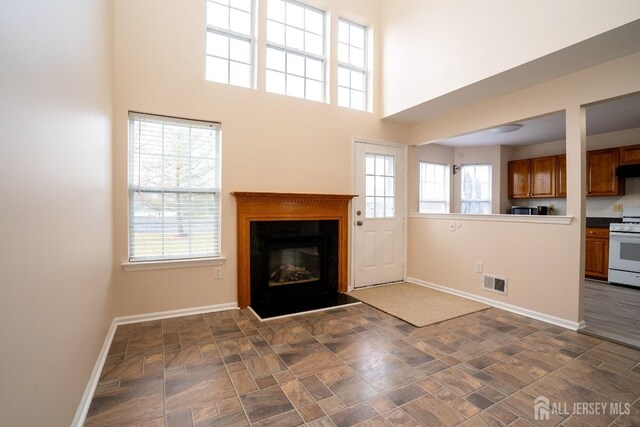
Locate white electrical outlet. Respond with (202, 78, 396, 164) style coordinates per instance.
(475, 262, 483, 273)
(214, 266, 223, 279)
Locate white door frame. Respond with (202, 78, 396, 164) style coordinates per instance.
(350, 137, 408, 291)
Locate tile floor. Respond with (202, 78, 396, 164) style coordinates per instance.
(86, 304, 640, 426)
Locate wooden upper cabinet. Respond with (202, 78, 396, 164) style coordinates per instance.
(587, 148, 622, 196)
(556, 155, 567, 197)
(530, 156, 556, 197)
(508, 156, 556, 198)
(508, 159, 531, 198)
(620, 144, 640, 165)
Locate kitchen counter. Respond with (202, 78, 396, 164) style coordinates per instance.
(586, 217, 622, 229)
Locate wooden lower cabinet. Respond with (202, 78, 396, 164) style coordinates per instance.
(585, 227, 609, 280)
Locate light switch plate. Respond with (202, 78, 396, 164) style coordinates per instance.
(613, 203, 623, 212)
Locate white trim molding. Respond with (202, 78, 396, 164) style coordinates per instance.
(406, 277, 582, 331)
(71, 301, 238, 426)
(409, 212, 573, 225)
(122, 256, 226, 272)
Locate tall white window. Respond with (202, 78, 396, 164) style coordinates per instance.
(266, 0, 325, 102)
(128, 113, 221, 262)
(337, 19, 367, 111)
(419, 162, 449, 213)
(206, 0, 254, 88)
(460, 164, 492, 214)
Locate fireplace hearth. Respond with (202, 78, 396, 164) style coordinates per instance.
(232, 192, 358, 318)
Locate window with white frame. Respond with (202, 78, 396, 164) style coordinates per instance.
(460, 164, 492, 214)
(206, 0, 254, 88)
(266, 0, 325, 101)
(337, 19, 366, 111)
(419, 162, 449, 213)
(365, 153, 395, 218)
(128, 113, 221, 262)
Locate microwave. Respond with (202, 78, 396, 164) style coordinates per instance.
(511, 206, 548, 215)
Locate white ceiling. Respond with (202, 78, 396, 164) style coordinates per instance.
(434, 91, 640, 148)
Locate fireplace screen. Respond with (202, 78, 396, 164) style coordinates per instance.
(268, 246, 320, 286)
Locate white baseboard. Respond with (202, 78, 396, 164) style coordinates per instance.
(71, 302, 238, 427)
(406, 277, 581, 331)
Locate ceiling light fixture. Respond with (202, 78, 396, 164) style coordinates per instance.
(491, 123, 523, 133)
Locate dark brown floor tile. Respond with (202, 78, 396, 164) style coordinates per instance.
(432, 387, 481, 418)
(239, 385, 294, 423)
(165, 365, 235, 415)
(281, 379, 315, 407)
(384, 383, 425, 406)
(280, 346, 344, 377)
(484, 404, 518, 425)
(164, 342, 205, 369)
(472, 370, 519, 396)
(498, 392, 565, 426)
(300, 375, 333, 400)
(350, 353, 422, 388)
(431, 367, 485, 397)
(317, 396, 346, 415)
(85, 375, 164, 426)
(477, 385, 506, 403)
(465, 392, 494, 410)
(330, 402, 377, 427)
(382, 408, 419, 427)
(357, 415, 391, 426)
(391, 346, 435, 367)
(553, 359, 640, 402)
(217, 337, 253, 356)
(196, 410, 249, 427)
(367, 395, 396, 413)
(273, 369, 296, 384)
(244, 353, 288, 379)
(100, 356, 143, 381)
(249, 334, 275, 356)
(324, 335, 386, 363)
(299, 403, 326, 422)
(166, 410, 193, 427)
(328, 375, 378, 406)
(230, 369, 258, 395)
(191, 404, 219, 424)
(216, 396, 242, 415)
(483, 360, 539, 389)
(255, 374, 278, 389)
(402, 395, 465, 426)
(414, 377, 442, 393)
(318, 369, 341, 384)
(456, 412, 504, 427)
(467, 354, 501, 370)
(252, 410, 304, 427)
(415, 358, 450, 376)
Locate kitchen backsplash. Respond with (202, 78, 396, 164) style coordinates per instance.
(510, 177, 640, 217)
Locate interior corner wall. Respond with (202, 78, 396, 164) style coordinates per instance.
(112, 0, 409, 317)
(0, 0, 115, 425)
(380, 0, 640, 117)
(406, 53, 640, 324)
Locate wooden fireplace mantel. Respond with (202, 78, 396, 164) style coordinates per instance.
(231, 192, 356, 309)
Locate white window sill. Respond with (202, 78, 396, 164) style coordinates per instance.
(409, 212, 573, 225)
(122, 257, 226, 272)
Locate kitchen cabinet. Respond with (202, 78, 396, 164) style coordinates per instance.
(587, 148, 622, 196)
(556, 155, 566, 197)
(620, 144, 640, 165)
(508, 156, 556, 198)
(585, 227, 609, 280)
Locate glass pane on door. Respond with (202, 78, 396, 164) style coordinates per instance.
(364, 153, 395, 218)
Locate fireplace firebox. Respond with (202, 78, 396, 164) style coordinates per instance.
(250, 220, 341, 316)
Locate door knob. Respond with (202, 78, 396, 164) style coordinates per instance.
(356, 221, 363, 226)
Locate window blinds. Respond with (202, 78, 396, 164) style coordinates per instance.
(128, 112, 221, 261)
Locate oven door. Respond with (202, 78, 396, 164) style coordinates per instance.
(609, 231, 640, 273)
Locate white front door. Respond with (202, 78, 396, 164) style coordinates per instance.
(354, 141, 405, 288)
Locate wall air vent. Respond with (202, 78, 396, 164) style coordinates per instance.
(482, 274, 508, 295)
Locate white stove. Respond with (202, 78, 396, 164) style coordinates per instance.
(609, 207, 640, 287)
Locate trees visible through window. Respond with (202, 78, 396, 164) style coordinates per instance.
(460, 164, 492, 214)
(206, 0, 254, 88)
(128, 113, 221, 261)
(419, 162, 449, 213)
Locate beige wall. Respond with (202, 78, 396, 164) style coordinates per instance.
(0, 0, 115, 425)
(380, 0, 640, 117)
(112, 0, 408, 316)
(407, 53, 640, 324)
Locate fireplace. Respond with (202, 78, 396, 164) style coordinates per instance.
(250, 220, 338, 312)
(232, 192, 357, 318)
